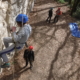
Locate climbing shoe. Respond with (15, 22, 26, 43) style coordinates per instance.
(1, 63, 10, 68)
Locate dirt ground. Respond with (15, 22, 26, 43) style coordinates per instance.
(0, 0, 80, 80)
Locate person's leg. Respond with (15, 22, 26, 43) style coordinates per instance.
(49, 16, 51, 23)
(29, 60, 33, 69)
(3, 37, 13, 48)
(57, 16, 60, 22)
(1, 54, 10, 68)
(3, 37, 13, 55)
(24, 58, 28, 67)
(55, 15, 59, 23)
(23, 56, 28, 68)
(0, 44, 15, 68)
(0, 44, 21, 68)
(53, 15, 57, 23)
(46, 17, 49, 22)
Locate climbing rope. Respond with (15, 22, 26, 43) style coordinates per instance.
(9, 0, 25, 79)
(0, 0, 3, 74)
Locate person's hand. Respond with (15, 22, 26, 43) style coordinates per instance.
(12, 27, 16, 32)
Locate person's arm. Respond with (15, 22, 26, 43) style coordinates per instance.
(12, 29, 25, 42)
(23, 49, 28, 58)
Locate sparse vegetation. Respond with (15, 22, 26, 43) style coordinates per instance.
(58, 0, 65, 3)
(73, 6, 80, 19)
(58, 0, 80, 19)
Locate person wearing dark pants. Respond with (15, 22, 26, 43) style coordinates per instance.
(23, 46, 34, 69)
(46, 8, 53, 23)
(53, 15, 60, 23)
(53, 8, 62, 23)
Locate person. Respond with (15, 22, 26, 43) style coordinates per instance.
(23, 46, 34, 69)
(53, 8, 62, 23)
(0, 14, 32, 68)
(46, 8, 53, 23)
(69, 23, 80, 38)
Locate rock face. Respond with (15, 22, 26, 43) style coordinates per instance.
(0, 0, 34, 73)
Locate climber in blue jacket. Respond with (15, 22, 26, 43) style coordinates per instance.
(0, 14, 32, 68)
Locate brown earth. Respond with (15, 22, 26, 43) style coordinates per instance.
(0, 0, 80, 80)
